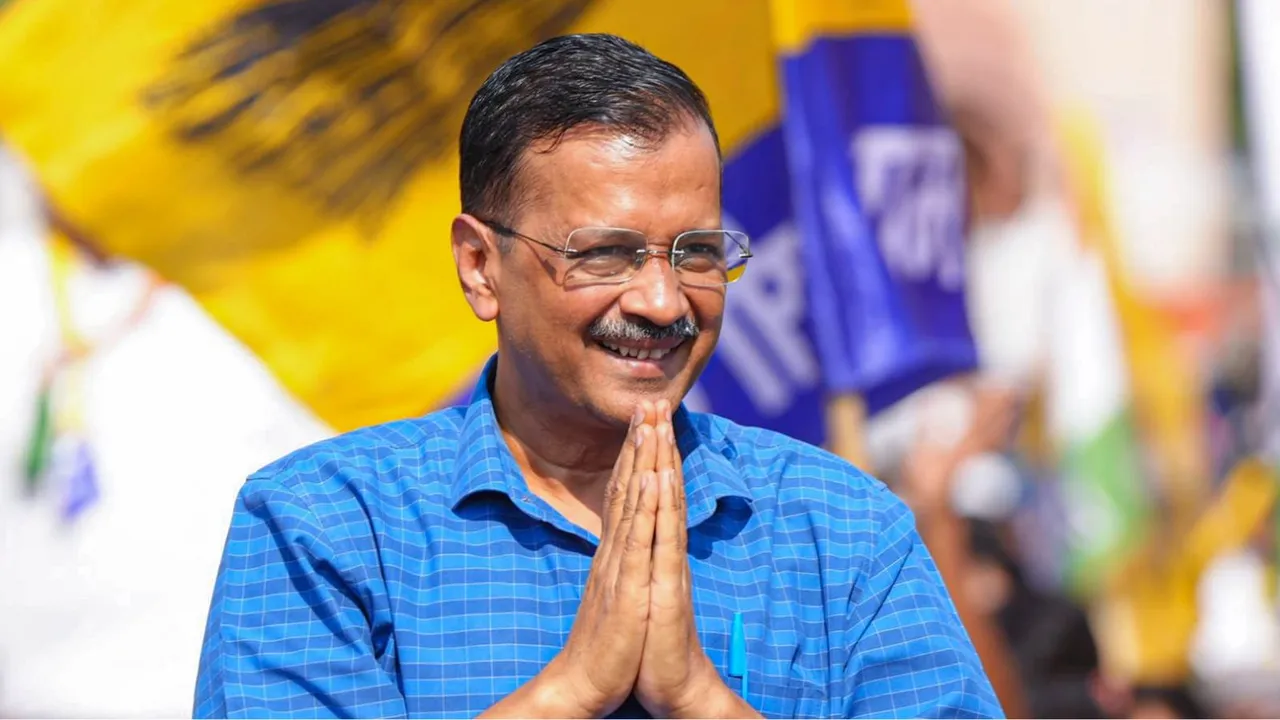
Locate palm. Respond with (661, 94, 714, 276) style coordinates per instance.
(635, 571, 699, 704)
(633, 419, 717, 717)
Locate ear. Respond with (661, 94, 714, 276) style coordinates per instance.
(451, 213, 501, 322)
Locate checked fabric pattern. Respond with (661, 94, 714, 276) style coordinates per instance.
(194, 358, 1002, 719)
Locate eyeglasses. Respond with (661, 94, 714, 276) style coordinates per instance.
(479, 219, 752, 287)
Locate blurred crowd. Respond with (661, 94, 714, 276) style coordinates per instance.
(863, 2, 1280, 718)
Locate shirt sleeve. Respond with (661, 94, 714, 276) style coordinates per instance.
(843, 489, 1005, 719)
(193, 475, 407, 719)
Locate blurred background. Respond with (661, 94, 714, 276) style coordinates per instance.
(1, 0, 1277, 717)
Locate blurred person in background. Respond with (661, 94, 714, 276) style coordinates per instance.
(892, 384, 1131, 719)
(966, 521, 1106, 719)
(902, 0, 1066, 715)
(892, 381, 1033, 717)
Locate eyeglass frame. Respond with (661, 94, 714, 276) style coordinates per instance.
(476, 217, 753, 287)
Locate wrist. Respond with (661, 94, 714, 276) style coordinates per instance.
(666, 661, 759, 719)
(480, 657, 606, 719)
(532, 656, 608, 719)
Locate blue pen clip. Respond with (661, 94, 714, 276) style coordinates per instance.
(729, 612, 748, 701)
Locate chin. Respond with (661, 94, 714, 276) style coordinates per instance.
(581, 379, 691, 428)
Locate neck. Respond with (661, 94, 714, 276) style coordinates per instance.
(490, 356, 625, 507)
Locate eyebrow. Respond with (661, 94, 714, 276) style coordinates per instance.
(554, 222, 725, 241)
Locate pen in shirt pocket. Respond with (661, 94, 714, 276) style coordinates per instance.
(729, 612, 748, 701)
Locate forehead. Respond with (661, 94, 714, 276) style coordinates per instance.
(512, 121, 721, 234)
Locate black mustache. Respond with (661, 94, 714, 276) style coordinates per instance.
(589, 316, 699, 344)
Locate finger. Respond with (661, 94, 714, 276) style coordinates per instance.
(655, 419, 674, 477)
(652, 469, 687, 591)
(603, 423, 651, 571)
(603, 405, 647, 538)
(654, 401, 678, 482)
(683, 557, 698, 637)
(602, 403, 657, 572)
(619, 470, 660, 589)
(609, 413, 657, 564)
(668, 423, 689, 564)
(667, 422, 686, 516)
(603, 402, 656, 544)
(630, 402, 659, 479)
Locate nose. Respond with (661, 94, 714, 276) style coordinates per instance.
(617, 252, 691, 327)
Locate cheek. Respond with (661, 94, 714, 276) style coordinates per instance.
(687, 291, 725, 333)
(521, 285, 619, 343)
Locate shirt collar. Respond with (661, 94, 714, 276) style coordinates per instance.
(450, 356, 527, 509)
(449, 354, 751, 526)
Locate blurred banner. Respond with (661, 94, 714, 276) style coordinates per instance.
(0, 0, 970, 448)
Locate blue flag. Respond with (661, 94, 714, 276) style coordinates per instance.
(778, 14, 977, 413)
(692, 4, 977, 445)
(691, 127, 828, 445)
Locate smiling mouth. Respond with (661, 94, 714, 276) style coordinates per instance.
(597, 340, 685, 361)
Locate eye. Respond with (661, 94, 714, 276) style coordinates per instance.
(674, 244, 725, 273)
(570, 245, 639, 277)
(577, 245, 638, 260)
(678, 243, 725, 260)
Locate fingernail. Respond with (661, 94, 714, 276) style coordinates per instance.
(635, 426, 646, 447)
(632, 406, 645, 427)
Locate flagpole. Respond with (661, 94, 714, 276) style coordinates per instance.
(826, 392, 872, 473)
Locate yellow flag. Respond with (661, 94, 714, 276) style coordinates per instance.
(1056, 108, 1244, 685)
(1057, 109, 1211, 525)
(0, 0, 781, 431)
(1094, 457, 1277, 685)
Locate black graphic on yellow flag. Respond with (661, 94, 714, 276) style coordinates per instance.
(0, 0, 779, 431)
(143, 0, 592, 232)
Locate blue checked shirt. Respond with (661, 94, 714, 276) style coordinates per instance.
(194, 359, 1002, 719)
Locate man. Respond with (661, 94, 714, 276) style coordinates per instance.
(194, 33, 1001, 719)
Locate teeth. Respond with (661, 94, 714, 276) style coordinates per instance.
(601, 342, 673, 360)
